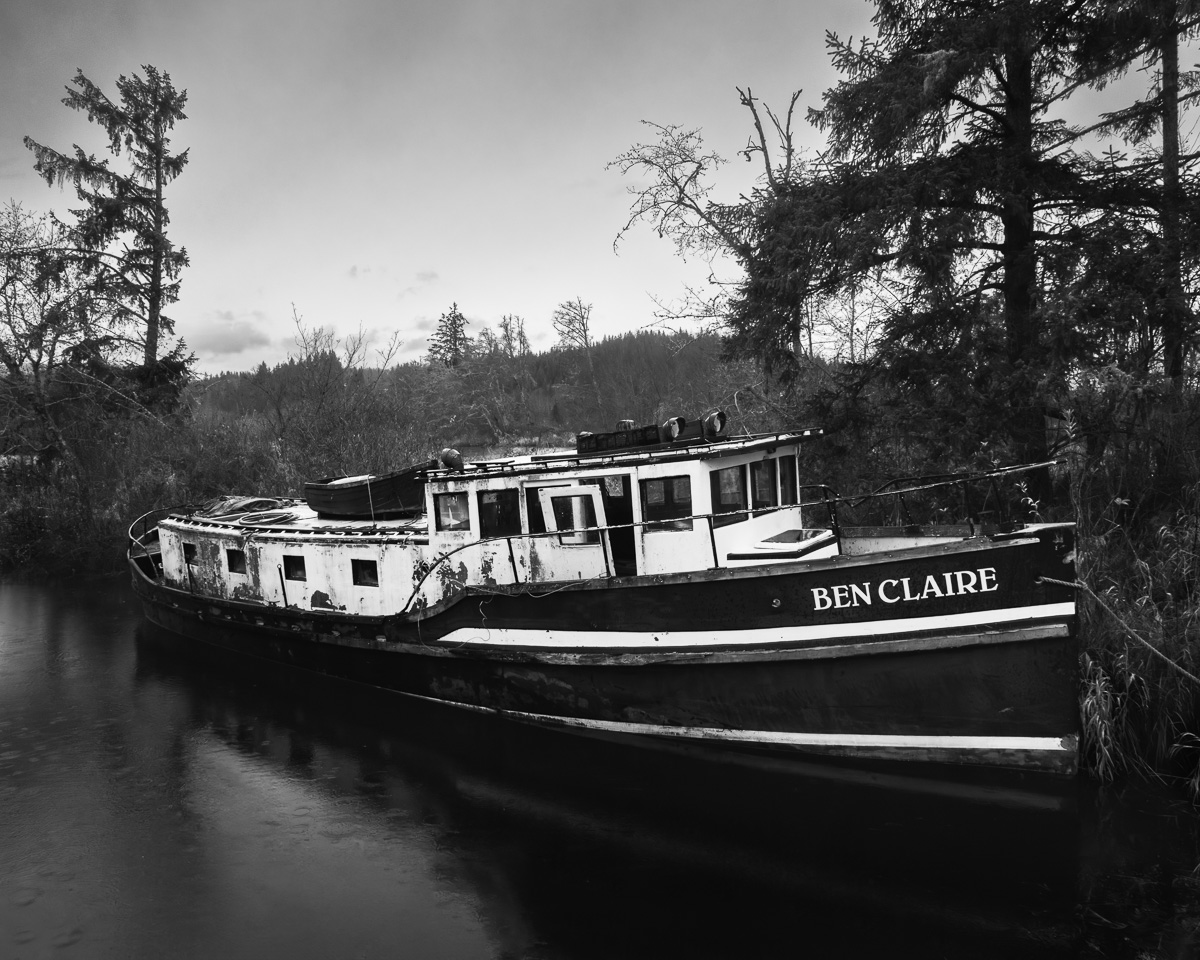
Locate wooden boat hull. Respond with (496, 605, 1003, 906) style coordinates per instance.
(303, 462, 433, 519)
(128, 526, 1079, 787)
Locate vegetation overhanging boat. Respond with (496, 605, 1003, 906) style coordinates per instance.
(127, 411, 1080, 799)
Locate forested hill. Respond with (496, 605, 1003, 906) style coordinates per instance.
(195, 327, 788, 468)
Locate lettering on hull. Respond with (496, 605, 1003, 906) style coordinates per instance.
(812, 567, 999, 611)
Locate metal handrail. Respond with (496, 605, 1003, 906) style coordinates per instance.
(127, 507, 178, 554)
(399, 501, 821, 615)
(131, 464, 1056, 615)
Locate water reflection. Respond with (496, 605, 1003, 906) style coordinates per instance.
(1, 578, 1081, 958)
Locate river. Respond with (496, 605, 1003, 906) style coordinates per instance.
(1, 577, 1196, 958)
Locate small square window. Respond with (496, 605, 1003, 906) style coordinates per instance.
(183, 542, 197, 564)
(478, 489, 521, 538)
(283, 555, 306, 581)
(603, 475, 625, 498)
(227, 548, 247, 574)
(352, 558, 379, 587)
(434, 492, 470, 531)
(639, 475, 693, 531)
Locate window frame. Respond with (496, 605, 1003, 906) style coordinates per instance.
(538, 485, 604, 546)
(477, 488, 522, 539)
(710, 464, 749, 527)
(433, 491, 471, 532)
(283, 554, 307, 581)
(779, 454, 799, 506)
(749, 459, 779, 511)
(639, 475, 694, 532)
(351, 558, 379, 587)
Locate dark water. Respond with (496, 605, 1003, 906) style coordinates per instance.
(0, 578, 1194, 959)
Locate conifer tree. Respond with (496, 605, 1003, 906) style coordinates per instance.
(24, 65, 190, 369)
(428, 303, 470, 367)
(617, 0, 1148, 465)
(1072, 0, 1200, 388)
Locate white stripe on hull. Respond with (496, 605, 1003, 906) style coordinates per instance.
(420, 697, 1077, 772)
(509, 713, 1073, 754)
(433, 601, 1076, 650)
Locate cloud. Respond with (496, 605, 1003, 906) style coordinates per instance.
(187, 312, 273, 356)
(398, 270, 440, 299)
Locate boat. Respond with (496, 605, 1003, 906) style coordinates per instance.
(127, 413, 1080, 797)
(303, 460, 435, 519)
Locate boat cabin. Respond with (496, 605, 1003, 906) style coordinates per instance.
(145, 425, 846, 619)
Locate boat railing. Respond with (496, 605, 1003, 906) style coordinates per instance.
(128, 507, 178, 556)
(826, 461, 1060, 530)
(401, 463, 1062, 614)
(401, 499, 831, 615)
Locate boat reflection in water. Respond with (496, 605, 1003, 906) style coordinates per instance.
(130, 620, 1079, 959)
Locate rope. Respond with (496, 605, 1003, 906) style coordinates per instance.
(1038, 575, 1200, 688)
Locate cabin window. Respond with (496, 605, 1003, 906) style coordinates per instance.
(227, 548, 247, 574)
(526, 488, 547, 534)
(710, 465, 748, 527)
(640, 476, 693, 531)
(526, 484, 576, 535)
(779, 455, 798, 506)
(477, 489, 521, 538)
(547, 493, 600, 544)
(283, 554, 306, 581)
(434, 492, 470, 531)
(352, 558, 379, 587)
(750, 460, 779, 511)
(183, 542, 197, 565)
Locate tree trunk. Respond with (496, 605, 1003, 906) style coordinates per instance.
(1159, 4, 1187, 387)
(145, 125, 165, 367)
(1001, 29, 1049, 468)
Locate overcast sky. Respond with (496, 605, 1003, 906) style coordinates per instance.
(1, 0, 886, 372)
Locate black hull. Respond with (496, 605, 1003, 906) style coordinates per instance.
(129, 541, 1079, 797)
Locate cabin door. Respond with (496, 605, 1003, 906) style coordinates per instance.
(586, 474, 636, 576)
(534, 485, 612, 581)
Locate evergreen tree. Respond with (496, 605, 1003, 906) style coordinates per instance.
(1072, 0, 1200, 389)
(427, 303, 470, 367)
(615, 1, 1190, 467)
(24, 65, 190, 369)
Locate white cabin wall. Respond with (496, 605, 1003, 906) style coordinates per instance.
(157, 523, 426, 616)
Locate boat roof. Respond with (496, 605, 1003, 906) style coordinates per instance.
(427, 428, 826, 483)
